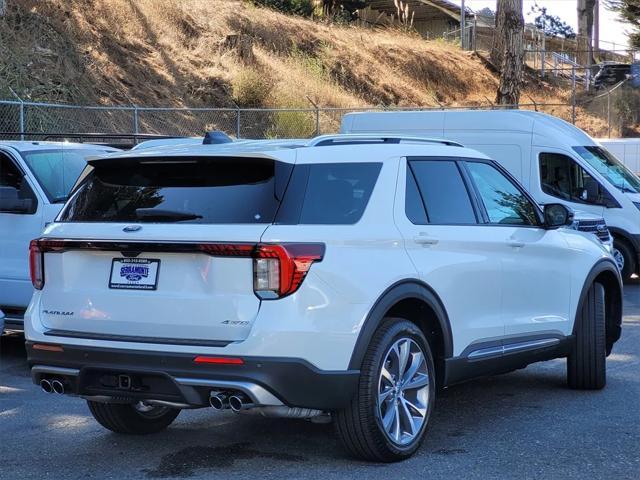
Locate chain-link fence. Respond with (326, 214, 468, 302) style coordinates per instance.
(0, 85, 638, 146)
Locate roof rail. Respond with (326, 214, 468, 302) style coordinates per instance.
(306, 134, 464, 148)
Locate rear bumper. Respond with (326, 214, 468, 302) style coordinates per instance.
(26, 342, 359, 410)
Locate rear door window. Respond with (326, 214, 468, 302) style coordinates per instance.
(59, 157, 292, 224)
(407, 159, 477, 224)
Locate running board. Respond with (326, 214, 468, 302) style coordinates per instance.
(468, 338, 561, 360)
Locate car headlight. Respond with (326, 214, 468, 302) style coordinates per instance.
(634, 202, 640, 212)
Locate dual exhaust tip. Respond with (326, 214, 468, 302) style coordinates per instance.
(209, 391, 253, 412)
(40, 378, 65, 395)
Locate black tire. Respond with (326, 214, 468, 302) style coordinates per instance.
(87, 401, 180, 434)
(567, 282, 606, 390)
(335, 318, 436, 462)
(613, 238, 636, 283)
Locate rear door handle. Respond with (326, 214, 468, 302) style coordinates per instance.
(507, 240, 525, 248)
(414, 234, 439, 246)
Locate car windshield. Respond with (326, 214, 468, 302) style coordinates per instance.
(20, 147, 114, 202)
(573, 146, 640, 194)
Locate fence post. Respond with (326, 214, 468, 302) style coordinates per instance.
(540, 33, 546, 77)
(133, 105, 139, 141)
(19, 102, 24, 141)
(9, 88, 24, 140)
(306, 96, 320, 136)
(607, 89, 611, 138)
(571, 66, 577, 124)
(236, 108, 241, 139)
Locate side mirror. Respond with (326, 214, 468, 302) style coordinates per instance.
(544, 203, 574, 229)
(0, 186, 34, 214)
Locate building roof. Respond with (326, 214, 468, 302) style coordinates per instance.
(366, 0, 471, 21)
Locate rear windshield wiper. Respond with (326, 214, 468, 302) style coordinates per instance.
(135, 208, 203, 222)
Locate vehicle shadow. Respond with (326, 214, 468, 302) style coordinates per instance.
(81, 365, 574, 477)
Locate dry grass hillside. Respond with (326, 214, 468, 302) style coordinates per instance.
(0, 0, 612, 136)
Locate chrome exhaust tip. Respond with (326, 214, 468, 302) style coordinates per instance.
(209, 392, 228, 410)
(40, 379, 53, 394)
(229, 394, 253, 412)
(51, 379, 65, 395)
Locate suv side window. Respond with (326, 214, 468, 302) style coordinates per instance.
(406, 160, 476, 225)
(0, 153, 37, 214)
(296, 163, 382, 225)
(540, 152, 608, 205)
(466, 161, 539, 226)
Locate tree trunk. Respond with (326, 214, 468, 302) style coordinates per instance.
(495, 0, 524, 106)
(490, 0, 503, 69)
(577, 0, 596, 66)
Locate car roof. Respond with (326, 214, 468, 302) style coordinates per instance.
(88, 135, 488, 165)
(0, 140, 120, 154)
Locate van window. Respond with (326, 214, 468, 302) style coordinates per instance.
(407, 160, 476, 224)
(467, 162, 539, 226)
(573, 146, 640, 194)
(540, 153, 610, 205)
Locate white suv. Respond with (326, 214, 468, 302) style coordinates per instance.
(25, 135, 622, 462)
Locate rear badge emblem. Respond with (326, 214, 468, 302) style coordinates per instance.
(123, 225, 142, 233)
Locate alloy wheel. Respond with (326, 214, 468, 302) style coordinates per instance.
(612, 248, 625, 271)
(377, 337, 430, 446)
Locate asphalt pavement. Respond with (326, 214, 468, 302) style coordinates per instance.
(1, 281, 639, 479)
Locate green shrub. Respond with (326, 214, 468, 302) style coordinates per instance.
(232, 69, 273, 107)
(265, 109, 317, 138)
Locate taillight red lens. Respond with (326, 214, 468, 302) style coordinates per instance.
(29, 240, 44, 290)
(193, 356, 245, 365)
(253, 243, 325, 298)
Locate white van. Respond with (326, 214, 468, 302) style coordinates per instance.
(597, 138, 640, 176)
(340, 110, 640, 281)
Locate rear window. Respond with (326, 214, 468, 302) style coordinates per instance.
(277, 163, 382, 225)
(59, 157, 292, 224)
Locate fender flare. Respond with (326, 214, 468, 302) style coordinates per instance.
(573, 259, 623, 350)
(347, 279, 453, 370)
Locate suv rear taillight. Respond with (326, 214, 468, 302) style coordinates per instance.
(29, 240, 44, 290)
(253, 244, 325, 299)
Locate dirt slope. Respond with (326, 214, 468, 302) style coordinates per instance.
(0, 0, 609, 135)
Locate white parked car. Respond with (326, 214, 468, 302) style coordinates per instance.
(341, 110, 640, 282)
(26, 135, 622, 462)
(0, 141, 120, 330)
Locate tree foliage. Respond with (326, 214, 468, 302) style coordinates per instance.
(251, 0, 315, 16)
(605, 0, 640, 48)
(530, 3, 576, 38)
(251, 0, 366, 20)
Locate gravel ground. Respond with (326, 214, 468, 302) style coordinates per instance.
(1, 281, 639, 480)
